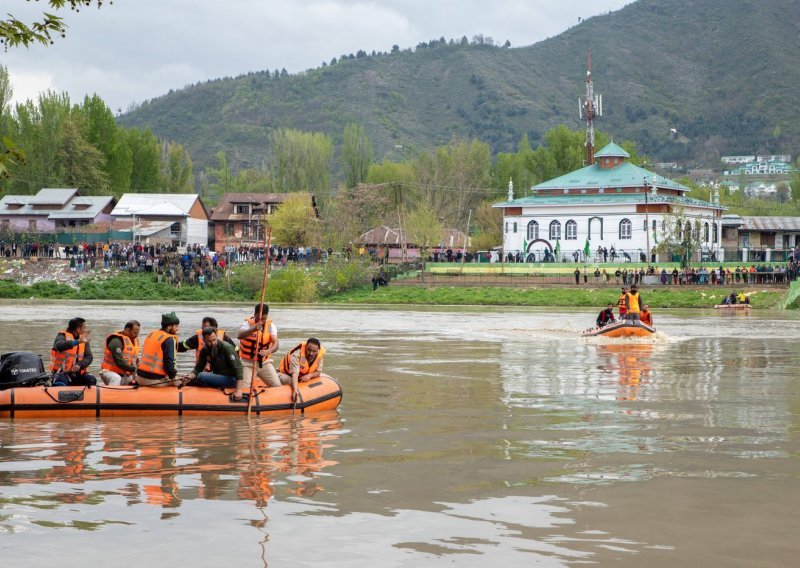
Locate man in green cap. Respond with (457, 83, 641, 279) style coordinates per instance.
(136, 312, 181, 387)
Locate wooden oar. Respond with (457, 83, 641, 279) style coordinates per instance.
(247, 228, 272, 419)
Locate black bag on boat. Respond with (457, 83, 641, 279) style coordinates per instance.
(0, 351, 49, 390)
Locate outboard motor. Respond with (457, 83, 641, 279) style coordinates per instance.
(0, 351, 49, 390)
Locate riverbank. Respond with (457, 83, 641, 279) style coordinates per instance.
(324, 286, 789, 309)
(0, 259, 793, 308)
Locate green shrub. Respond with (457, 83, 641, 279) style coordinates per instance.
(266, 264, 318, 303)
(317, 258, 373, 297)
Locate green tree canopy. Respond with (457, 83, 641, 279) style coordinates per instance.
(268, 192, 320, 247)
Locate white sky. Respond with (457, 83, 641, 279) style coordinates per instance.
(2, 0, 632, 113)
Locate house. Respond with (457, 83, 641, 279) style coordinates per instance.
(494, 143, 725, 263)
(354, 225, 469, 261)
(722, 215, 800, 262)
(110, 193, 209, 247)
(209, 192, 298, 251)
(0, 188, 116, 233)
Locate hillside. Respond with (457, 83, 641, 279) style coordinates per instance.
(120, 0, 800, 171)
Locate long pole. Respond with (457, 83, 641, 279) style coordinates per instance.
(459, 209, 472, 275)
(247, 227, 272, 419)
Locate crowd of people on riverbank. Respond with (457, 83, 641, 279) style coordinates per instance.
(49, 306, 329, 402)
(573, 261, 797, 286)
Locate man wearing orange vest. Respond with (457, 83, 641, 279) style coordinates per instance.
(99, 320, 141, 386)
(178, 316, 236, 362)
(625, 284, 643, 322)
(237, 303, 280, 389)
(137, 312, 181, 387)
(278, 338, 327, 403)
(50, 317, 96, 386)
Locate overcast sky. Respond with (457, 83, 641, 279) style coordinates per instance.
(3, 0, 632, 113)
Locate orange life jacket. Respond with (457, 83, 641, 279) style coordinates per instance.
(239, 317, 273, 361)
(640, 310, 653, 326)
(50, 330, 86, 374)
(195, 328, 225, 362)
(626, 291, 641, 314)
(138, 330, 178, 376)
(101, 332, 140, 375)
(279, 342, 326, 376)
(617, 294, 628, 315)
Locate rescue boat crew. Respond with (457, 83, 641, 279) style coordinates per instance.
(237, 303, 280, 389)
(596, 303, 616, 328)
(181, 328, 244, 399)
(51, 317, 96, 386)
(617, 287, 628, 319)
(99, 320, 141, 386)
(278, 338, 328, 403)
(625, 285, 643, 322)
(137, 312, 181, 387)
(640, 304, 653, 327)
(178, 316, 237, 362)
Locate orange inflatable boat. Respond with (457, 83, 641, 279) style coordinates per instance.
(713, 303, 751, 310)
(581, 319, 656, 338)
(0, 377, 343, 419)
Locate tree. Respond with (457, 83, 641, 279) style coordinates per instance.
(341, 123, 373, 188)
(654, 206, 703, 267)
(271, 128, 333, 193)
(159, 140, 193, 193)
(57, 118, 109, 193)
(268, 193, 320, 247)
(1, 1, 109, 49)
(404, 206, 443, 258)
(126, 127, 160, 191)
(470, 201, 502, 251)
(790, 162, 800, 205)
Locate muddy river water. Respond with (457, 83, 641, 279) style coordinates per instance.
(0, 301, 798, 567)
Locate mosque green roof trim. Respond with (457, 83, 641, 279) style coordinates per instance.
(495, 192, 722, 209)
(529, 161, 690, 192)
(594, 142, 630, 158)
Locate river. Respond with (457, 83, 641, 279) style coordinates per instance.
(0, 301, 798, 567)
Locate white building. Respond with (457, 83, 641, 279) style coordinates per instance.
(111, 193, 209, 247)
(494, 143, 725, 263)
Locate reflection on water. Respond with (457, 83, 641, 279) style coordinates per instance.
(1, 302, 799, 566)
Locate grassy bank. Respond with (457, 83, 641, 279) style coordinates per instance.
(323, 286, 788, 309)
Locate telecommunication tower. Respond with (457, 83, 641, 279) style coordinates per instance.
(579, 49, 602, 165)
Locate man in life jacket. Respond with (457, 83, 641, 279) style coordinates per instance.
(640, 304, 654, 327)
(625, 285, 643, 322)
(278, 338, 327, 403)
(181, 327, 244, 397)
(596, 303, 616, 328)
(137, 312, 181, 387)
(237, 303, 280, 389)
(98, 320, 141, 386)
(617, 287, 628, 319)
(178, 316, 237, 363)
(50, 317, 96, 386)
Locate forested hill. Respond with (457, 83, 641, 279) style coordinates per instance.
(120, 0, 800, 170)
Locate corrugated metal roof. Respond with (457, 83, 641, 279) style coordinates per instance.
(530, 162, 690, 192)
(355, 225, 468, 247)
(739, 216, 800, 231)
(47, 196, 115, 219)
(594, 142, 630, 158)
(495, 192, 721, 209)
(210, 192, 294, 221)
(112, 193, 201, 217)
(28, 188, 78, 205)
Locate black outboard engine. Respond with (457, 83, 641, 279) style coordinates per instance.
(0, 351, 49, 390)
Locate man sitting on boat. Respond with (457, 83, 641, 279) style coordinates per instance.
(278, 338, 327, 403)
(99, 320, 141, 386)
(640, 304, 653, 327)
(136, 312, 181, 387)
(178, 316, 237, 364)
(596, 304, 616, 328)
(181, 328, 245, 399)
(51, 317, 96, 386)
(624, 285, 643, 322)
(737, 291, 749, 304)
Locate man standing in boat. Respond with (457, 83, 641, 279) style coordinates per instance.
(50, 317, 96, 386)
(237, 303, 280, 389)
(181, 328, 244, 399)
(278, 338, 327, 403)
(99, 320, 141, 386)
(617, 287, 628, 319)
(596, 303, 616, 328)
(137, 312, 181, 387)
(625, 285, 643, 322)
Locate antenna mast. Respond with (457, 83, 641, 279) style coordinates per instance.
(579, 49, 602, 165)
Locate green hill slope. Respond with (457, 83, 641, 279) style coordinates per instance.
(120, 0, 800, 170)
